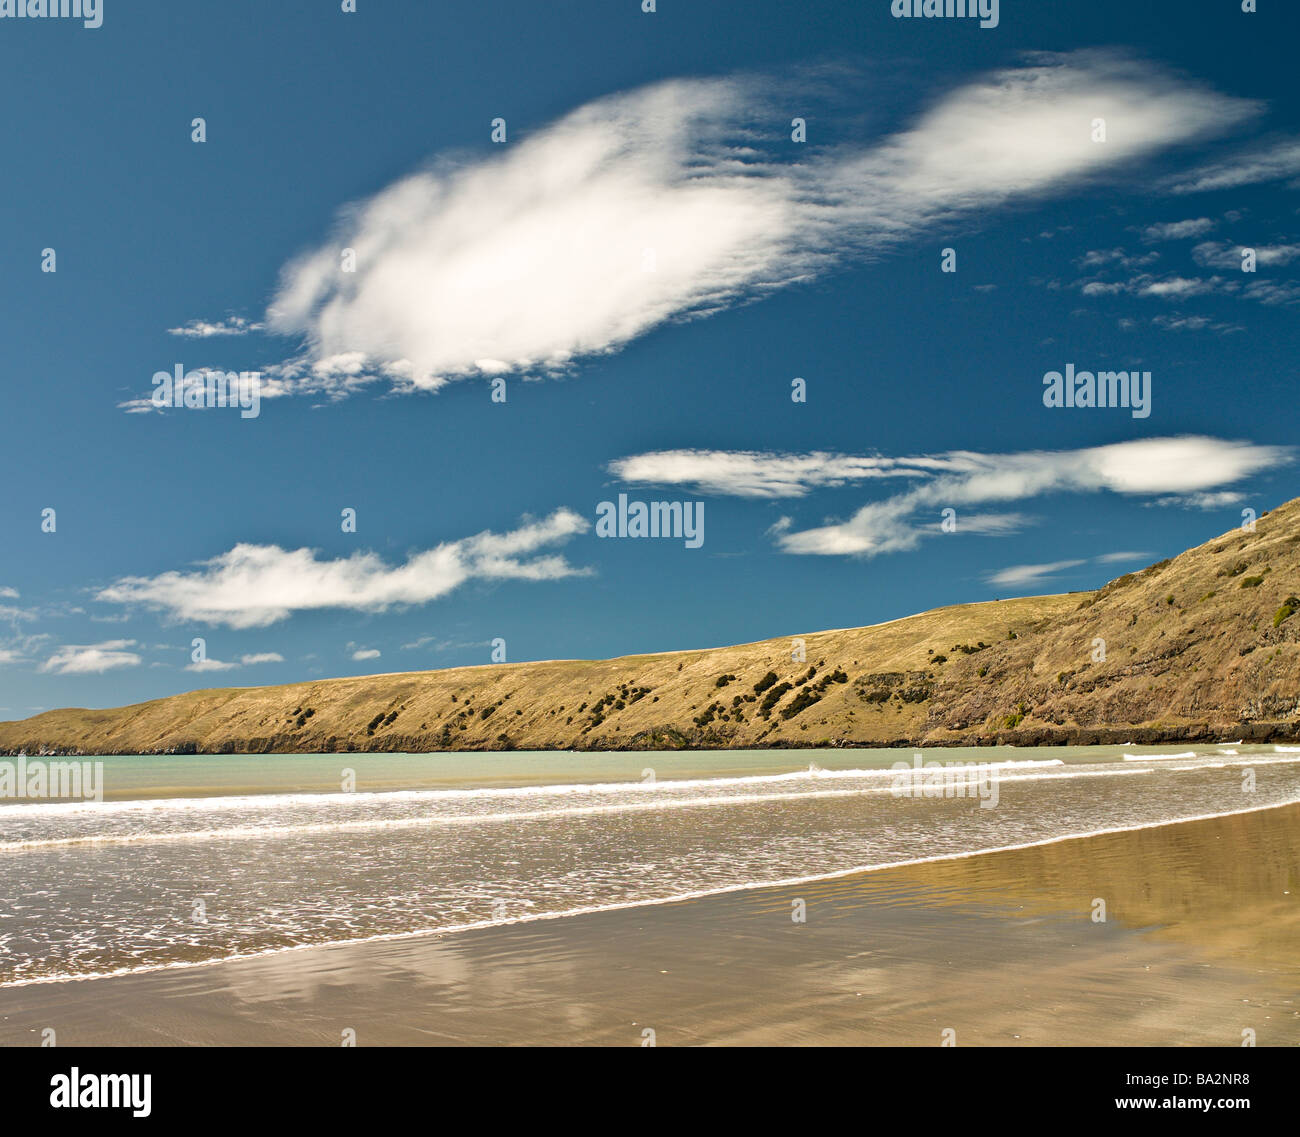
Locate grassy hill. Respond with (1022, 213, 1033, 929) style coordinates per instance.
(4, 498, 1300, 755)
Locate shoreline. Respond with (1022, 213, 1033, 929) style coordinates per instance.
(2, 795, 1290, 992)
(3, 799, 1297, 1045)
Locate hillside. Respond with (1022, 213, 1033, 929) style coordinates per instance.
(4, 499, 1300, 755)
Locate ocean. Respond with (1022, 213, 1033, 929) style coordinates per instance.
(2, 744, 1299, 989)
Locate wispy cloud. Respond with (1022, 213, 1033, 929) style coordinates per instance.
(399, 635, 483, 653)
(185, 657, 239, 673)
(95, 510, 590, 628)
(1078, 247, 1160, 270)
(183, 651, 284, 672)
(1149, 490, 1246, 509)
(351, 648, 381, 661)
(0, 608, 49, 667)
(225, 50, 1253, 400)
(167, 316, 264, 338)
(778, 438, 1286, 557)
(608, 450, 944, 498)
(40, 640, 142, 675)
(1140, 217, 1216, 241)
(1138, 274, 1228, 297)
(1148, 313, 1244, 334)
(617, 438, 1289, 558)
(988, 548, 1152, 591)
(1165, 136, 1300, 194)
(1192, 240, 1300, 269)
(988, 560, 1087, 588)
(1242, 280, 1300, 306)
(1073, 265, 1297, 309)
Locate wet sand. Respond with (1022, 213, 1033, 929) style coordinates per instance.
(2, 802, 1297, 1046)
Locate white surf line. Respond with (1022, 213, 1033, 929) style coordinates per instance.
(4, 794, 1298, 991)
(0, 759, 1071, 817)
(0, 762, 1190, 851)
(17, 750, 1293, 829)
(6, 756, 1295, 851)
(10, 746, 1286, 816)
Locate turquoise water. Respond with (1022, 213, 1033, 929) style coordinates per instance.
(14, 741, 1267, 800)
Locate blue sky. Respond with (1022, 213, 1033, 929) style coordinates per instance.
(2, 0, 1298, 714)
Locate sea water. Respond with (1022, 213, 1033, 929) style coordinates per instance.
(1, 744, 1297, 986)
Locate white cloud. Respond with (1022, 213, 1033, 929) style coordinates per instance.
(0, 587, 17, 599)
(988, 549, 1154, 591)
(1140, 218, 1215, 241)
(1138, 274, 1227, 297)
(1192, 240, 1300, 269)
(180, 651, 284, 671)
(1077, 271, 1242, 300)
(1149, 313, 1244, 334)
(185, 657, 239, 673)
(626, 438, 1288, 558)
(250, 51, 1252, 398)
(608, 450, 945, 498)
(1078, 248, 1160, 269)
(167, 316, 264, 338)
(1073, 251, 1294, 310)
(1149, 490, 1246, 509)
(1242, 280, 1300, 306)
(40, 640, 143, 675)
(96, 510, 590, 628)
(351, 648, 381, 661)
(399, 636, 482, 652)
(988, 560, 1087, 588)
(949, 513, 1031, 536)
(0, 624, 48, 668)
(1080, 280, 1131, 296)
(1166, 137, 1300, 194)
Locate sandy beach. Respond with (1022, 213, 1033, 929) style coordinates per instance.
(2, 800, 1296, 1047)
